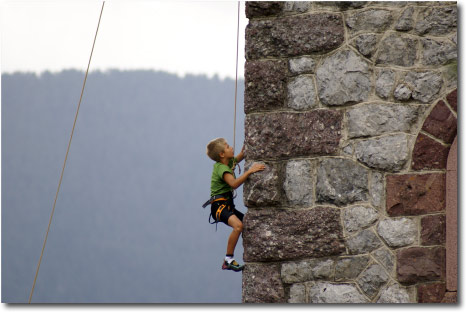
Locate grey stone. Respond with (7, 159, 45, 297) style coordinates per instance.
(354, 34, 378, 57)
(243, 207, 345, 262)
(375, 69, 395, 99)
(372, 247, 395, 273)
(316, 49, 371, 106)
(243, 161, 281, 207)
(287, 76, 317, 110)
(370, 171, 384, 208)
(316, 158, 369, 206)
(283, 159, 313, 206)
(246, 13, 344, 60)
(315, 1, 367, 11)
(347, 103, 421, 138)
(357, 263, 389, 298)
(335, 255, 370, 281)
(415, 6, 457, 36)
(309, 282, 368, 303)
(289, 56, 316, 74)
(284, 1, 310, 13)
(376, 33, 418, 67)
(281, 259, 334, 283)
(342, 143, 353, 157)
(394, 84, 412, 101)
(377, 217, 417, 247)
(346, 9, 393, 33)
(347, 229, 383, 254)
(288, 283, 306, 303)
(377, 283, 411, 303)
(354, 133, 409, 172)
(404, 71, 443, 103)
(421, 38, 457, 66)
(451, 32, 457, 45)
(343, 205, 379, 232)
(395, 7, 414, 31)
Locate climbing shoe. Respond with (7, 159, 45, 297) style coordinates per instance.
(222, 260, 244, 272)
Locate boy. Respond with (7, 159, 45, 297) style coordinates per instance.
(204, 138, 265, 272)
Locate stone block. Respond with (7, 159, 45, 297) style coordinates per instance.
(243, 161, 282, 207)
(244, 60, 288, 113)
(308, 282, 368, 303)
(404, 71, 443, 104)
(244, 110, 342, 160)
(316, 49, 371, 106)
(441, 291, 457, 303)
(343, 205, 378, 232)
(245, 1, 284, 19)
(417, 282, 446, 303)
(347, 103, 420, 138)
(289, 56, 316, 75)
(411, 133, 450, 170)
(372, 247, 395, 273)
(421, 214, 446, 246)
(375, 33, 418, 67)
(245, 13, 344, 60)
(421, 38, 457, 66)
(353, 34, 379, 57)
(395, 7, 414, 31)
(281, 258, 334, 283)
(357, 263, 389, 298)
(421, 100, 457, 143)
(394, 84, 412, 101)
(283, 159, 313, 206)
(346, 228, 383, 254)
(287, 75, 317, 110)
(377, 283, 411, 303)
(446, 89, 457, 112)
(242, 263, 286, 303)
(396, 247, 446, 285)
(346, 9, 393, 34)
(376, 217, 417, 248)
(283, 1, 310, 14)
(386, 173, 445, 216)
(415, 6, 457, 36)
(316, 158, 369, 206)
(243, 207, 345, 262)
(335, 255, 370, 281)
(375, 69, 395, 99)
(355, 134, 409, 172)
(370, 171, 384, 208)
(288, 283, 306, 303)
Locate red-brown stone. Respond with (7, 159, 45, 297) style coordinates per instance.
(242, 263, 286, 303)
(441, 291, 457, 303)
(244, 60, 288, 113)
(421, 214, 446, 246)
(386, 173, 445, 216)
(446, 89, 457, 112)
(245, 1, 284, 19)
(421, 100, 457, 144)
(397, 247, 446, 285)
(417, 282, 446, 303)
(411, 133, 449, 170)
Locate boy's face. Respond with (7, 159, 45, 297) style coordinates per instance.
(221, 142, 234, 159)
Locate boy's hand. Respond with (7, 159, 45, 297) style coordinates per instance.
(248, 163, 266, 174)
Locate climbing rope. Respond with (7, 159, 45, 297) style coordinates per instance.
(28, 1, 105, 303)
(233, 1, 241, 176)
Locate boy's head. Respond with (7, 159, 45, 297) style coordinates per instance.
(206, 137, 228, 162)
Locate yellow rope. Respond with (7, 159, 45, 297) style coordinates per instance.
(28, 1, 105, 303)
(233, 1, 240, 175)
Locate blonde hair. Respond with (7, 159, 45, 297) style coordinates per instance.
(206, 138, 227, 162)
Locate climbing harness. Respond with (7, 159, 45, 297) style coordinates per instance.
(28, 1, 105, 304)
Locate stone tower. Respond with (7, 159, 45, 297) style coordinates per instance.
(241, 1, 457, 303)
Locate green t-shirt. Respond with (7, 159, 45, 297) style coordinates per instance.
(210, 158, 237, 196)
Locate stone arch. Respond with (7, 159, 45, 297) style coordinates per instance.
(387, 89, 457, 303)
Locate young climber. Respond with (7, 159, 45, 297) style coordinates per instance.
(204, 138, 265, 272)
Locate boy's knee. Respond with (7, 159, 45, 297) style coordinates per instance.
(235, 222, 243, 233)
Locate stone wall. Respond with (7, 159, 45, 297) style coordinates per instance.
(241, 1, 457, 303)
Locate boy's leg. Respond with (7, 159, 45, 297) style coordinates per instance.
(226, 215, 243, 256)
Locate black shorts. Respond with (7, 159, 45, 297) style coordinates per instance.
(210, 197, 244, 225)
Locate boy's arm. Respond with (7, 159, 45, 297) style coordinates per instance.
(235, 145, 245, 163)
(223, 162, 265, 189)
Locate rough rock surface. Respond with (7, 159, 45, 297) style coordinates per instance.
(357, 263, 389, 298)
(377, 283, 411, 303)
(309, 282, 368, 303)
(376, 33, 418, 67)
(355, 134, 409, 172)
(243, 207, 345, 261)
(335, 255, 370, 281)
(316, 49, 371, 106)
(242, 263, 286, 303)
(283, 159, 313, 206)
(245, 111, 342, 159)
(343, 205, 379, 232)
(281, 258, 334, 283)
(377, 217, 417, 247)
(397, 247, 446, 285)
(316, 158, 369, 206)
(346, 9, 393, 34)
(415, 6, 457, 36)
(422, 38, 457, 66)
(243, 161, 282, 207)
(346, 229, 383, 254)
(375, 69, 395, 99)
(289, 56, 316, 74)
(404, 71, 443, 104)
(372, 248, 395, 273)
(287, 76, 317, 110)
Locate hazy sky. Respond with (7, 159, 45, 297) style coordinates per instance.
(0, 0, 247, 79)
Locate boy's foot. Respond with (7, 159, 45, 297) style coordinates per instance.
(222, 260, 244, 272)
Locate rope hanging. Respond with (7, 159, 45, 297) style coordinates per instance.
(28, 1, 105, 303)
(233, 1, 241, 176)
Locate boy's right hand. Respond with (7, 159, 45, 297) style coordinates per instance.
(248, 163, 266, 174)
